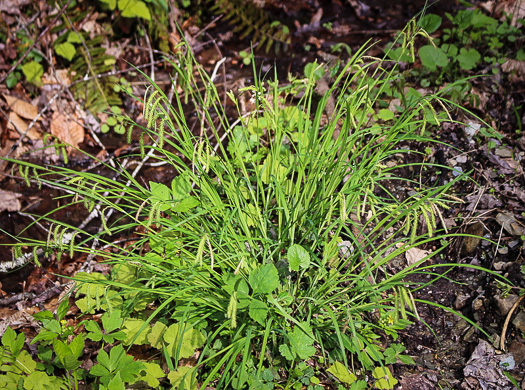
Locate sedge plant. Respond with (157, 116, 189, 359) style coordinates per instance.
(3, 23, 505, 389)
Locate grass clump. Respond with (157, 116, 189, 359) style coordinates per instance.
(5, 25, 474, 389)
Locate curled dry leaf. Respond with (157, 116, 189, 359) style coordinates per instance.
(7, 112, 41, 140)
(405, 247, 431, 265)
(50, 112, 85, 149)
(2, 94, 38, 121)
(0, 189, 22, 212)
(501, 59, 525, 82)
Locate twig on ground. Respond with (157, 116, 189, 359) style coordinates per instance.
(500, 294, 525, 351)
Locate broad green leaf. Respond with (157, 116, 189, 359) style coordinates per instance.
(457, 48, 480, 70)
(418, 13, 442, 34)
(147, 322, 168, 349)
(21, 61, 43, 86)
(171, 172, 191, 201)
(168, 366, 197, 390)
(327, 361, 357, 384)
(441, 43, 458, 57)
(172, 196, 199, 212)
(69, 334, 84, 359)
(106, 372, 125, 390)
(122, 318, 150, 345)
(85, 320, 103, 341)
(102, 310, 124, 333)
(288, 244, 310, 272)
(67, 32, 82, 43)
(418, 45, 448, 71)
(139, 362, 165, 388)
(377, 109, 394, 121)
(118, 0, 151, 20)
(249, 264, 279, 294)
(2, 327, 24, 356)
(113, 263, 137, 285)
(304, 62, 325, 81)
(23, 371, 53, 389)
(54, 42, 76, 61)
(278, 344, 294, 361)
(0, 371, 23, 389)
(288, 323, 316, 360)
(164, 324, 206, 359)
(99, 0, 117, 10)
(150, 182, 171, 202)
(12, 350, 37, 374)
(248, 299, 268, 325)
(372, 367, 398, 390)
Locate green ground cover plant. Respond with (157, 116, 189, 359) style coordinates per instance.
(2, 16, 514, 389)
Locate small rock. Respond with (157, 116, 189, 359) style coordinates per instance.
(455, 293, 470, 310)
(495, 147, 514, 158)
(497, 247, 509, 255)
(456, 155, 468, 163)
(493, 262, 511, 271)
(509, 341, 525, 366)
(472, 297, 483, 311)
(512, 311, 525, 333)
(495, 294, 519, 316)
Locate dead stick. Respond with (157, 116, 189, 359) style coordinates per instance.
(500, 294, 525, 351)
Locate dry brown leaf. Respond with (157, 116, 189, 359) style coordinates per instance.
(41, 69, 73, 86)
(7, 112, 41, 140)
(0, 189, 22, 212)
(0, 0, 31, 15)
(501, 59, 525, 82)
(50, 112, 85, 149)
(3, 94, 38, 121)
(496, 0, 525, 25)
(405, 247, 431, 265)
